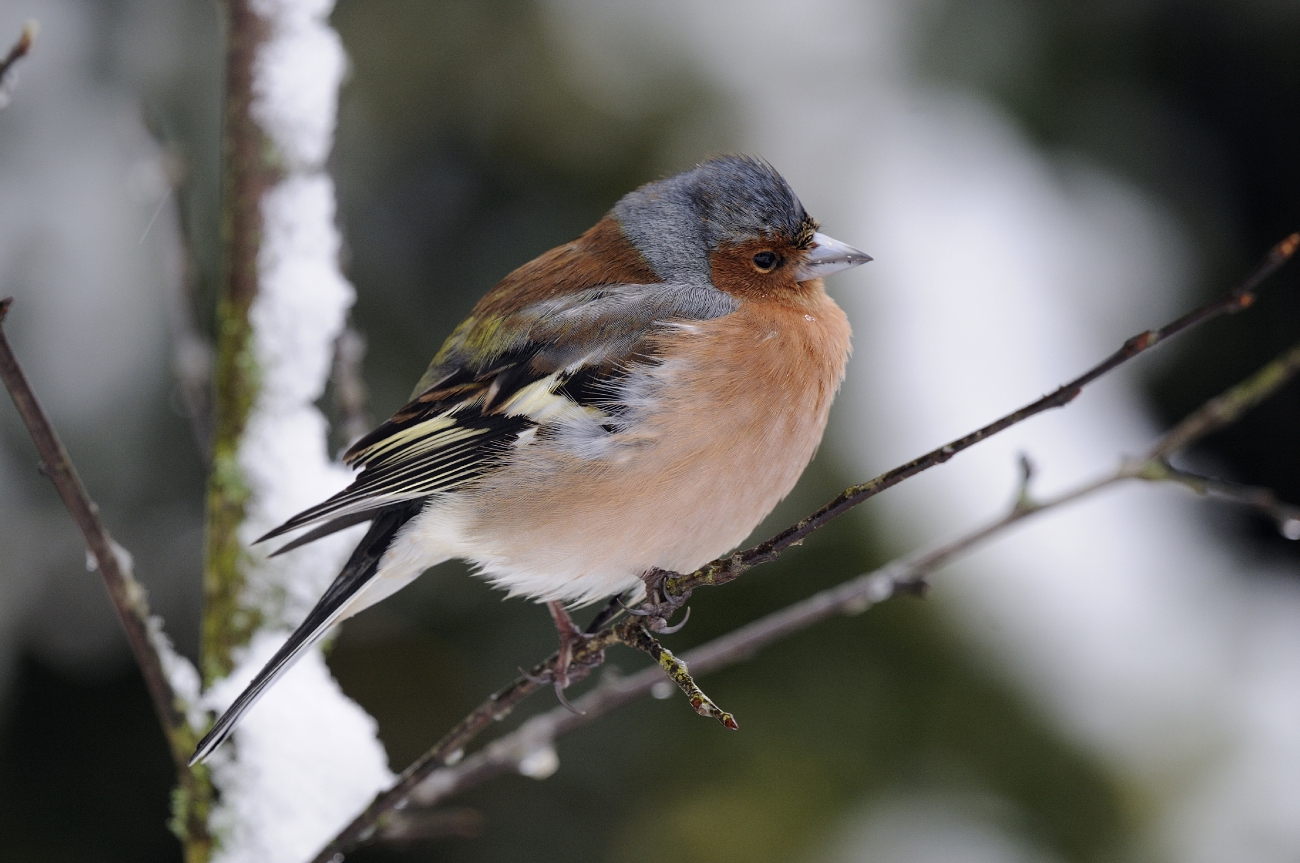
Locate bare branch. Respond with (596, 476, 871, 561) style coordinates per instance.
(1132, 337, 1300, 535)
(310, 630, 619, 860)
(203, 0, 279, 685)
(390, 337, 1300, 818)
(621, 621, 738, 729)
(0, 298, 191, 765)
(663, 232, 1300, 598)
(385, 477, 1120, 817)
(1147, 340, 1300, 461)
(310, 240, 1300, 862)
(1142, 464, 1300, 539)
(377, 807, 484, 844)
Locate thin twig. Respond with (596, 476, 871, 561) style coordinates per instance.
(311, 240, 1299, 862)
(312, 630, 620, 859)
(1147, 340, 1300, 460)
(0, 20, 36, 81)
(377, 807, 484, 843)
(390, 478, 1116, 816)
(662, 232, 1300, 598)
(620, 621, 738, 729)
(391, 335, 1300, 816)
(0, 298, 189, 766)
(1132, 337, 1300, 534)
(1143, 464, 1300, 538)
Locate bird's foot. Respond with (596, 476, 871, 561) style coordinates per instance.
(624, 568, 691, 633)
(530, 600, 603, 713)
(620, 621, 737, 730)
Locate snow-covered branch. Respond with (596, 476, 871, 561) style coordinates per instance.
(0, 299, 202, 762)
(200, 1, 391, 861)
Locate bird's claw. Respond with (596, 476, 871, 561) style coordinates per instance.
(615, 596, 690, 634)
(552, 679, 583, 714)
(656, 605, 691, 634)
(630, 568, 692, 633)
(615, 595, 653, 617)
(519, 666, 552, 686)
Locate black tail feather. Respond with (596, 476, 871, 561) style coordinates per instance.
(265, 506, 402, 557)
(189, 502, 422, 766)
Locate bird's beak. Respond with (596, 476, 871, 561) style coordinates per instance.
(795, 232, 873, 281)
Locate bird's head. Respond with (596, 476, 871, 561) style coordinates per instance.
(612, 155, 871, 298)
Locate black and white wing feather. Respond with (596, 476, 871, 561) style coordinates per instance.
(257, 282, 737, 550)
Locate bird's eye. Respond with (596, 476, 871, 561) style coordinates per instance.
(752, 251, 780, 272)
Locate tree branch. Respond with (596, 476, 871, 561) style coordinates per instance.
(386, 334, 1300, 822)
(378, 807, 484, 843)
(1147, 340, 1300, 461)
(310, 239, 1299, 861)
(662, 231, 1300, 598)
(0, 298, 192, 765)
(1141, 463, 1300, 538)
(202, 0, 278, 686)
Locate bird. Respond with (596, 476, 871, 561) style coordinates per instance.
(190, 154, 871, 765)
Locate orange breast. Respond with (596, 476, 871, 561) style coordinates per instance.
(454, 281, 852, 603)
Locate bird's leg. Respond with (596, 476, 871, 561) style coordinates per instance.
(543, 600, 603, 713)
(620, 621, 738, 730)
(521, 601, 610, 711)
(547, 600, 581, 687)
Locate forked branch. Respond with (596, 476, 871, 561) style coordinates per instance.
(376, 328, 1300, 828)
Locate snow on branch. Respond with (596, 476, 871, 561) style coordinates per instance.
(201, 1, 391, 861)
(0, 299, 201, 761)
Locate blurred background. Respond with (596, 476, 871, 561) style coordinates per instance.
(1, 0, 1299, 861)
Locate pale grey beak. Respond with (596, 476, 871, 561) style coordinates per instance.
(795, 232, 872, 281)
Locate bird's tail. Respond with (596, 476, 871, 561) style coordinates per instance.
(189, 503, 421, 766)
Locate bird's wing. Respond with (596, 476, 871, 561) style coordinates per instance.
(257, 281, 738, 549)
(193, 282, 737, 764)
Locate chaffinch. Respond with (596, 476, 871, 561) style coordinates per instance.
(192, 155, 870, 764)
